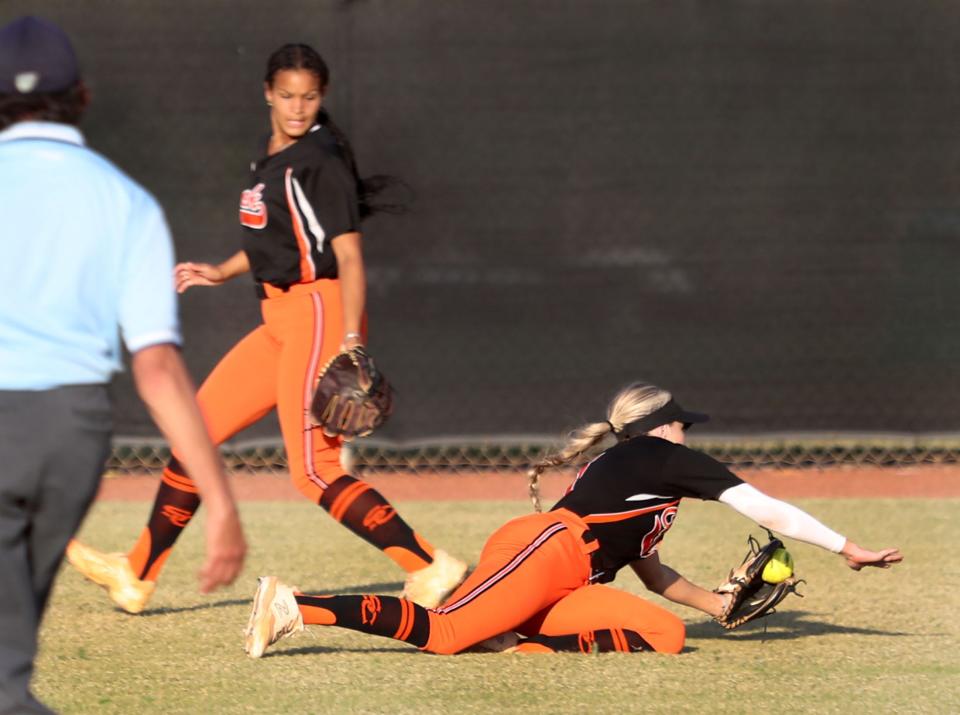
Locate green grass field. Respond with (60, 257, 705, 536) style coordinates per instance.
(38, 497, 959, 714)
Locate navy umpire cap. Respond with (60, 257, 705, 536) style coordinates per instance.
(0, 16, 79, 94)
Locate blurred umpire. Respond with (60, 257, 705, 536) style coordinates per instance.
(0, 16, 246, 713)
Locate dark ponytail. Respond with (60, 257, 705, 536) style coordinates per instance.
(316, 107, 406, 218)
(265, 43, 406, 219)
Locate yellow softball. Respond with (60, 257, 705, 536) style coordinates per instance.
(761, 547, 794, 583)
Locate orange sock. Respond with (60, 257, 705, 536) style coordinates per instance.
(513, 642, 556, 654)
(296, 595, 337, 625)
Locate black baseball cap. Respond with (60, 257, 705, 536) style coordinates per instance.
(621, 398, 709, 434)
(0, 16, 79, 94)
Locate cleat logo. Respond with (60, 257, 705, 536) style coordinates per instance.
(161, 505, 194, 527)
(362, 505, 396, 531)
(361, 595, 382, 625)
(239, 182, 267, 229)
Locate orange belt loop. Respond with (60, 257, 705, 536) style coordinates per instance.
(553, 508, 599, 555)
(579, 530, 600, 556)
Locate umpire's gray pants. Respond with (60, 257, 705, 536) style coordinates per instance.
(0, 386, 111, 714)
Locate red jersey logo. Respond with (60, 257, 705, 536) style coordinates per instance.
(240, 182, 267, 229)
(640, 505, 679, 557)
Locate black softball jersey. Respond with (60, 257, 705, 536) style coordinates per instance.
(239, 124, 360, 287)
(551, 436, 743, 582)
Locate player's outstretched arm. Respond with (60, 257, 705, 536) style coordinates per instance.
(631, 552, 728, 617)
(131, 343, 246, 592)
(718, 482, 903, 572)
(175, 250, 251, 294)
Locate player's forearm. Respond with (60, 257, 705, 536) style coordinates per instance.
(130, 344, 238, 513)
(631, 558, 725, 616)
(646, 563, 724, 616)
(332, 233, 366, 341)
(718, 483, 847, 552)
(339, 261, 365, 337)
(217, 250, 251, 282)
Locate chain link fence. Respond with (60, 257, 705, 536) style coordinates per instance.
(107, 434, 960, 476)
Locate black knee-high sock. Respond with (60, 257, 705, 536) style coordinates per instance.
(319, 475, 434, 572)
(296, 594, 432, 648)
(524, 629, 653, 653)
(127, 457, 201, 580)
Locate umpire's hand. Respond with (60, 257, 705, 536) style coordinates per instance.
(199, 502, 246, 593)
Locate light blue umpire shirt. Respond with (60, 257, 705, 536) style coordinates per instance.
(0, 121, 182, 389)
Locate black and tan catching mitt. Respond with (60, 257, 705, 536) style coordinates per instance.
(714, 532, 803, 630)
(310, 347, 394, 440)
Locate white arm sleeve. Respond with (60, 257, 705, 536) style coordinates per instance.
(717, 483, 847, 553)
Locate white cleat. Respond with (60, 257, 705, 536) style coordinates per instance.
(65, 539, 155, 614)
(244, 577, 305, 658)
(402, 549, 468, 609)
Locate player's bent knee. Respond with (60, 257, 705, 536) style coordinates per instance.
(291, 463, 346, 504)
(291, 473, 325, 504)
(653, 619, 685, 654)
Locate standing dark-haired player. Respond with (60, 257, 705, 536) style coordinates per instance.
(67, 43, 465, 614)
(243, 382, 901, 658)
(0, 16, 245, 712)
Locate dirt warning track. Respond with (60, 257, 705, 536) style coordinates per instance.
(95, 465, 959, 501)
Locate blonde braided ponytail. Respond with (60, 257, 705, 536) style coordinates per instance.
(527, 383, 672, 512)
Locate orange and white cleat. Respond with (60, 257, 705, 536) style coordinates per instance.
(244, 576, 305, 658)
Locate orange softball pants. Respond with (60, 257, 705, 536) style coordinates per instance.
(424, 509, 685, 654)
(169, 279, 351, 500)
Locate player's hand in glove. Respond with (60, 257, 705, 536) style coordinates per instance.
(714, 532, 802, 630)
(310, 347, 394, 441)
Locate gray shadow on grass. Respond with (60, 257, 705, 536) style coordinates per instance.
(274, 643, 703, 658)
(265, 644, 418, 657)
(137, 598, 252, 616)
(685, 610, 915, 641)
